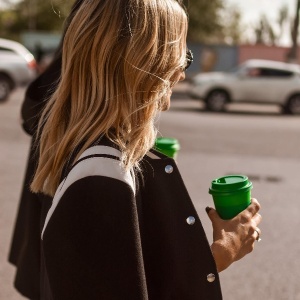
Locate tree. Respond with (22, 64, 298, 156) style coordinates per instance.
(2, 0, 240, 45)
(251, 5, 291, 46)
(185, 0, 224, 43)
(0, 0, 74, 40)
(287, 0, 300, 62)
(184, 0, 243, 44)
(277, 4, 289, 40)
(253, 14, 277, 45)
(220, 4, 243, 44)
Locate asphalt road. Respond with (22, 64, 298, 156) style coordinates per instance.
(1, 85, 300, 299)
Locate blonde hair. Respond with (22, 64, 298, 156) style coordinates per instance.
(31, 0, 188, 196)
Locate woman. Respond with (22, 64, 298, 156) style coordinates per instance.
(31, 0, 261, 299)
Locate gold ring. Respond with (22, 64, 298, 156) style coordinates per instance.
(255, 229, 261, 242)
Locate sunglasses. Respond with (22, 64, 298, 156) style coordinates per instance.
(184, 49, 193, 71)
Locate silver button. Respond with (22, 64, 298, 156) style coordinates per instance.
(186, 216, 195, 225)
(165, 165, 173, 174)
(207, 273, 216, 282)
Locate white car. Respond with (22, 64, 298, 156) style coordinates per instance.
(189, 59, 300, 114)
(0, 38, 37, 101)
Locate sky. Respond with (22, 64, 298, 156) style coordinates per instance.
(226, 0, 298, 46)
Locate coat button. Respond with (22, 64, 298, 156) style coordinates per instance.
(207, 273, 216, 282)
(165, 165, 173, 174)
(186, 216, 195, 225)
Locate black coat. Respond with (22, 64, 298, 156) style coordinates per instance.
(139, 152, 222, 299)
(8, 58, 61, 300)
(9, 56, 222, 299)
(40, 140, 223, 299)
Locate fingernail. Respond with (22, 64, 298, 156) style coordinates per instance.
(205, 207, 212, 214)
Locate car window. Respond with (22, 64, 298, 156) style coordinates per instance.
(258, 68, 293, 77)
(245, 67, 294, 78)
(0, 47, 14, 52)
(247, 68, 261, 77)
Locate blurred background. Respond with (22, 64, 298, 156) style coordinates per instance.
(1, 0, 300, 299)
(2, 0, 300, 69)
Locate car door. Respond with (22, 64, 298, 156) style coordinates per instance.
(229, 67, 265, 102)
(234, 67, 295, 103)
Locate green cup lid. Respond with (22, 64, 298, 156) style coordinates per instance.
(155, 137, 180, 151)
(209, 175, 252, 195)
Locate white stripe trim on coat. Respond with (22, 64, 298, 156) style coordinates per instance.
(78, 145, 122, 160)
(41, 146, 134, 239)
(146, 151, 161, 159)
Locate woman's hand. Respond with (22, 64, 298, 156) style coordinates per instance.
(207, 198, 262, 273)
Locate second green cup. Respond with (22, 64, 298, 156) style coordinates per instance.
(209, 175, 253, 220)
(155, 137, 180, 159)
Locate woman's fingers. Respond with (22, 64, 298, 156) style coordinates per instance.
(247, 198, 261, 216)
(238, 198, 261, 223)
(206, 207, 219, 222)
(252, 213, 262, 225)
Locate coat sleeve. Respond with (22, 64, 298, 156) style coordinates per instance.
(21, 58, 61, 135)
(42, 176, 148, 300)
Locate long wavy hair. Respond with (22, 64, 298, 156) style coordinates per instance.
(31, 0, 188, 196)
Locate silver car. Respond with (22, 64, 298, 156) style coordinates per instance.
(0, 38, 37, 101)
(189, 59, 300, 114)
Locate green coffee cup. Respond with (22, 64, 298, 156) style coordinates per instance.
(155, 137, 180, 159)
(209, 175, 253, 220)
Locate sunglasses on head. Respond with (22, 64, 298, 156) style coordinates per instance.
(184, 49, 193, 71)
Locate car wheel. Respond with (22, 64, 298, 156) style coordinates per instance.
(284, 94, 300, 115)
(205, 90, 229, 112)
(0, 75, 12, 102)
